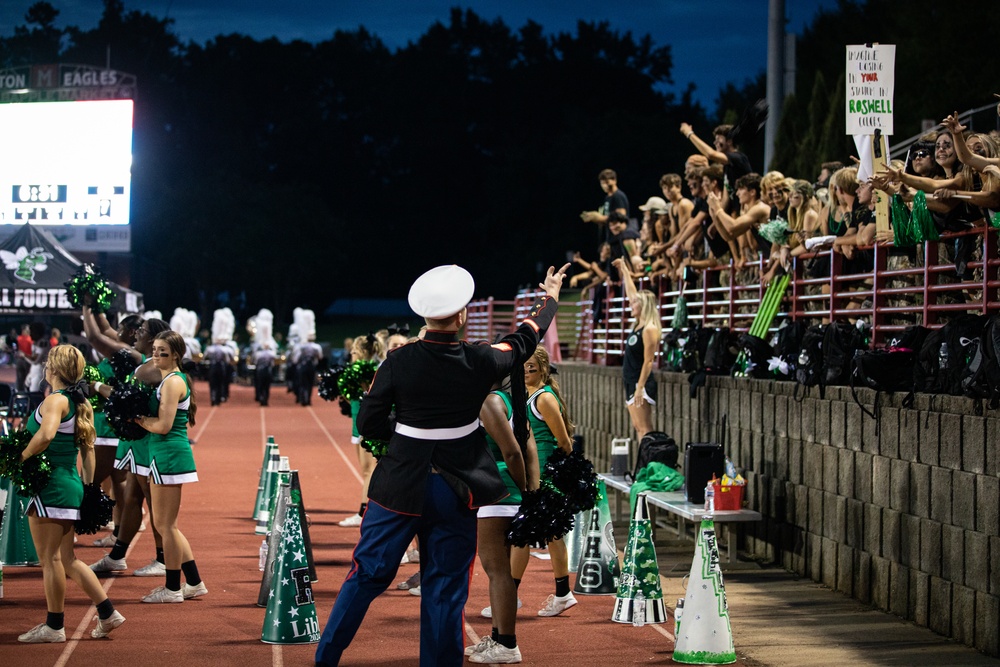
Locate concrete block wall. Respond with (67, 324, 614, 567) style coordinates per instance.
(560, 363, 1000, 656)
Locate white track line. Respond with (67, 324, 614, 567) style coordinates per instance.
(651, 621, 675, 642)
(190, 403, 217, 441)
(307, 407, 364, 484)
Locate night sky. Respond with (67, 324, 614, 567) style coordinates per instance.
(3, 0, 837, 109)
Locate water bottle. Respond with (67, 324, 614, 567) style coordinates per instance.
(633, 590, 646, 627)
(704, 481, 715, 514)
(258, 539, 269, 571)
(938, 342, 949, 370)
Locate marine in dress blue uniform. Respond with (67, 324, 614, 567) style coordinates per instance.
(315, 264, 566, 667)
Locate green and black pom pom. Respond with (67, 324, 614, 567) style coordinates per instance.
(108, 348, 139, 384)
(0, 429, 53, 497)
(337, 360, 379, 402)
(103, 379, 155, 441)
(543, 449, 599, 513)
(75, 483, 116, 534)
(83, 364, 106, 411)
(360, 438, 388, 459)
(65, 264, 118, 314)
(318, 366, 343, 401)
(506, 485, 575, 547)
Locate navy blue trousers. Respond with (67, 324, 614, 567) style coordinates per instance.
(315, 473, 477, 666)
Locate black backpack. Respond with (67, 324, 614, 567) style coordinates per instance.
(795, 324, 826, 391)
(681, 326, 712, 373)
(703, 328, 736, 374)
(822, 321, 868, 387)
(662, 329, 684, 372)
(735, 332, 773, 378)
(914, 314, 988, 395)
(625, 431, 679, 482)
(772, 319, 807, 380)
(690, 328, 735, 395)
(972, 314, 1000, 408)
(850, 325, 929, 417)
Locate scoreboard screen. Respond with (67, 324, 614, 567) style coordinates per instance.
(0, 99, 133, 227)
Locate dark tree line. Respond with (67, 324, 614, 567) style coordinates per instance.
(10, 1, 988, 315)
(3, 2, 731, 315)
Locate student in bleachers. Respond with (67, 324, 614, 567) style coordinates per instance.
(705, 172, 771, 273)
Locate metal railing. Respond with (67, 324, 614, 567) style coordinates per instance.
(468, 225, 1000, 364)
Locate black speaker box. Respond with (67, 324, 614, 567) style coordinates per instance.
(684, 442, 725, 504)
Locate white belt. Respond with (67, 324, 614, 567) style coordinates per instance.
(395, 420, 479, 441)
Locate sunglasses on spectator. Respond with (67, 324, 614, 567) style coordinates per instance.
(913, 150, 931, 159)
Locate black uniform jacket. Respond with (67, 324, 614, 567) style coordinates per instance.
(358, 296, 557, 515)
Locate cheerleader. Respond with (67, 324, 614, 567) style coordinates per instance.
(18, 345, 125, 642)
(611, 257, 661, 443)
(135, 330, 207, 603)
(89, 318, 171, 578)
(510, 345, 578, 617)
(337, 333, 385, 527)
(80, 308, 142, 547)
(466, 381, 539, 664)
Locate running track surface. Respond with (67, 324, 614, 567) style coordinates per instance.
(0, 379, 691, 665)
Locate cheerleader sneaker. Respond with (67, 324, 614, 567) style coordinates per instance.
(133, 559, 166, 577)
(397, 571, 420, 590)
(537, 592, 577, 617)
(182, 581, 209, 599)
(141, 586, 184, 603)
(337, 513, 363, 527)
(465, 635, 494, 656)
(90, 555, 128, 573)
(91, 611, 126, 639)
(18, 623, 66, 643)
(469, 640, 522, 664)
(92, 534, 116, 547)
(481, 598, 522, 618)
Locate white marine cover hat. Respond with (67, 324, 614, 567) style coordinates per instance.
(408, 265, 475, 319)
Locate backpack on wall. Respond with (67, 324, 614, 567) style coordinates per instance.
(690, 328, 735, 395)
(703, 328, 736, 374)
(662, 327, 706, 373)
(795, 324, 826, 394)
(771, 319, 807, 380)
(662, 329, 683, 372)
(914, 314, 988, 396)
(971, 314, 1000, 408)
(625, 431, 679, 482)
(736, 332, 773, 378)
(850, 325, 929, 418)
(822, 321, 868, 387)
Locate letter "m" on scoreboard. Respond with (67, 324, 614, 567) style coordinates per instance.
(32, 65, 57, 88)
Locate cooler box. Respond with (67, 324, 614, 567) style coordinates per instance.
(684, 442, 725, 504)
(712, 482, 745, 510)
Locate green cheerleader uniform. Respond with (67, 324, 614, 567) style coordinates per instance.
(113, 356, 151, 477)
(148, 371, 198, 485)
(350, 399, 362, 445)
(93, 358, 119, 448)
(25, 391, 83, 520)
(527, 385, 563, 471)
(485, 390, 522, 506)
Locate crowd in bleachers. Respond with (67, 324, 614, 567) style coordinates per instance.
(571, 102, 1000, 330)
